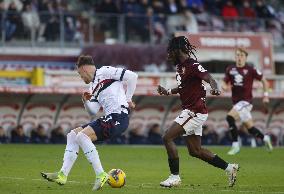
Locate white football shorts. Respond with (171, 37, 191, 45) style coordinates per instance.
(233, 101, 253, 122)
(174, 109, 208, 136)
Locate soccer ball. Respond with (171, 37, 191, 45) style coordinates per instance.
(107, 169, 126, 188)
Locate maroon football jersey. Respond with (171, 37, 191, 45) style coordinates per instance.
(224, 64, 263, 104)
(176, 58, 209, 114)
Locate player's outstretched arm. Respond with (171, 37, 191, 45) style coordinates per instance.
(261, 77, 269, 104)
(221, 80, 230, 92)
(122, 70, 138, 109)
(83, 99, 101, 116)
(157, 85, 179, 95)
(104, 66, 138, 109)
(203, 74, 221, 96)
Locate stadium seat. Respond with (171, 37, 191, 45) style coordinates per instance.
(0, 104, 21, 136)
(251, 110, 268, 132)
(21, 103, 57, 136)
(57, 103, 91, 134)
(129, 105, 165, 134)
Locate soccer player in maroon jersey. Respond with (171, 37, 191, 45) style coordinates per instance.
(222, 47, 273, 155)
(157, 36, 239, 188)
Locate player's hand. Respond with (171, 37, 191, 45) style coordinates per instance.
(221, 83, 230, 92)
(128, 101, 136, 109)
(157, 85, 168, 95)
(210, 89, 221, 96)
(82, 92, 92, 102)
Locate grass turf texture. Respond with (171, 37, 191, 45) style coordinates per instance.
(0, 144, 284, 194)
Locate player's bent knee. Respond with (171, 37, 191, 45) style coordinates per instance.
(67, 131, 75, 139)
(162, 133, 171, 142)
(226, 115, 236, 125)
(75, 132, 93, 145)
(189, 148, 201, 158)
(76, 130, 98, 144)
(72, 127, 84, 134)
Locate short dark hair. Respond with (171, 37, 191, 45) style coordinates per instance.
(76, 55, 95, 67)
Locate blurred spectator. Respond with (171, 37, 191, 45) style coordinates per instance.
(123, 0, 150, 42)
(108, 134, 127, 144)
(96, 0, 119, 13)
(165, 0, 181, 15)
(37, 0, 48, 42)
(0, 126, 9, 143)
(96, 0, 120, 42)
(187, 0, 204, 14)
(147, 124, 163, 144)
(5, 1, 22, 41)
(239, 129, 251, 146)
(38, 0, 59, 41)
(255, 0, 275, 18)
(183, 9, 198, 33)
(30, 125, 49, 144)
(201, 125, 218, 145)
(50, 126, 66, 144)
(128, 126, 147, 144)
(204, 0, 223, 16)
(11, 125, 29, 143)
(221, 0, 239, 18)
(219, 130, 232, 145)
(240, 1, 256, 18)
(166, 0, 185, 35)
(151, 0, 167, 43)
(0, 2, 4, 35)
(21, 3, 40, 40)
(4, 0, 23, 10)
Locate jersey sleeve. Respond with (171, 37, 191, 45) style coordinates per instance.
(84, 100, 101, 115)
(192, 63, 209, 80)
(252, 67, 263, 81)
(223, 66, 231, 84)
(102, 66, 127, 81)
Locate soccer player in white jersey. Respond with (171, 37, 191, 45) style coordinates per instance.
(41, 55, 138, 191)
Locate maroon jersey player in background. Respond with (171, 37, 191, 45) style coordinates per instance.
(157, 36, 239, 188)
(222, 47, 273, 155)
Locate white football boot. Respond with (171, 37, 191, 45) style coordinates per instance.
(160, 174, 181, 188)
(264, 135, 273, 152)
(226, 164, 239, 187)
(227, 142, 240, 155)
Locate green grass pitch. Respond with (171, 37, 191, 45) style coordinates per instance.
(0, 144, 284, 194)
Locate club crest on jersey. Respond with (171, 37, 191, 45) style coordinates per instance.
(234, 74, 243, 86)
(243, 69, 248, 75)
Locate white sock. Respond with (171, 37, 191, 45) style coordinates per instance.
(60, 130, 79, 176)
(225, 163, 233, 173)
(76, 132, 104, 176)
(232, 141, 239, 148)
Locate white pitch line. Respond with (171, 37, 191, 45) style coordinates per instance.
(0, 176, 284, 194)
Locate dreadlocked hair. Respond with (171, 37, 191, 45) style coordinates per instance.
(167, 36, 197, 61)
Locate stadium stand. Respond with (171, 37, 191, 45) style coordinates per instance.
(0, 0, 281, 46)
